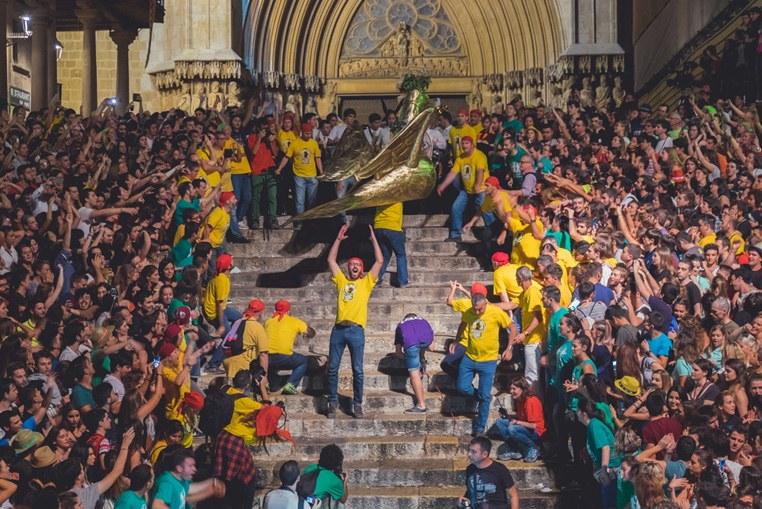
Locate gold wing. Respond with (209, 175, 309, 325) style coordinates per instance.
(319, 124, 375, 183)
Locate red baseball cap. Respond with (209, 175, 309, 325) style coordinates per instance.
(491, 252, 509, 266)
(471, 283, 488, 297)
(485, 176, 501, 189)
(301, 123, 313, 135)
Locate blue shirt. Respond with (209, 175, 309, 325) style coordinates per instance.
(572, 283, 614, 306)
(647, 333, 672, 358)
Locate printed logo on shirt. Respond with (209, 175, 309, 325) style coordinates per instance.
(471, 319, 486, 339)
(284, 139, 292, 150)
(342, 283, 356, 302)
(301, 149, 310, 165)
(462, 164, 472, 181)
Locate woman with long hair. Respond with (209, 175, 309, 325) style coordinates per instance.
(577, 397, 620, 509)
(673, 333, 699, 388)
(721, 358, 749, 419)
(687, 358, 721, 408)
(634, 461, 667, 508)
(492, 377, 546, 463)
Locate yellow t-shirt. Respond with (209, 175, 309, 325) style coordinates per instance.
(469, 122, 484, 136)
(462, 303, 510, 362)
(278, 129, 298, 153)
(493, 264, 523, 305)
(195, 147, 233, 192)
(203, 272, 230, 321)
(450, 149, 489, 194)
(448, 124, 476, 159)
(333, 271, 376, 328)
(204, 206, 230, 248)
(450, 297, 472, 347)
(509, 213, 544, 265)
(224, 319, 270, 379)
(265, 315, 308, 355)
(374, 202, 403, 232)
(698, 233, 717, 249)
(286, 138, 321, 178)
(161, 364, 190, 440)
(519, 281, 546, 345)
(223, 387, 263, 445)
(729, 230, 745, 255)
(224, 138, 252, 176)
(481, 190, 513, 221)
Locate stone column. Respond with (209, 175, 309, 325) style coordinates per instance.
(562, 0, 624, 55)
(77, 8, 98, 116)
(110, 28, 137, 114)
(47, 12, 58, 103)
(30, 15, 49, 110)
(0, 0, 7, 108)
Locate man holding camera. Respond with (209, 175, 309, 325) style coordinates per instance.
(246, 118, 280, 230)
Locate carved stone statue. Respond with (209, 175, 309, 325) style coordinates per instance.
(285, 93, 302, 117)
(612, 76, 625, 107)
(469, 79, 483, 111)
(595, 75, 611, 111)
(561, 76, 575, 106)
(490, 93, 504, 114)
(192, 85, 207, 111)
(226, 82, 240, 108)
(208, 81, 224, 110)
(549, 85, 565, 111)
(177, 82, 192, 111)
(579, 77, 594, 109)
(317, 80, 338, 117)
(305, 96, 317, 115)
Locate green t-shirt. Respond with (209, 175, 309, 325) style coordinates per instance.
(174, 198, 200, 226)
(586, 417, 621, 470)
(171, 238, 194, 268)
(502, 118, 524, 134)
(115, 490, 148, 509)
(303, 464, 345, 502)
(153, 471, 191, 509)
(546, 308, 569, 365)
(551, 339, 573, 391)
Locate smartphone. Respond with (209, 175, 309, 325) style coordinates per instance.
(152, 355, 160, 369)
(108, 97, 118, 106)
(223, 148, 235, 158)
(132, 93, 142, 102)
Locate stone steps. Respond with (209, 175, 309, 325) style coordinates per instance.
(233, 269, 493, 286)
(231, 254, 483, 273)
(228, 314, 462, 336)
(243, 225, 475, 243)
(229, 300, 455, 319)
(227, 239, 480, 258)
(230, 285, 474, 302)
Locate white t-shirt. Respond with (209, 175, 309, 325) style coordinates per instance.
(103, 374, 126, 402)
(0, 245, 17, 274)
(329, 123, 348, 143)
(364, 126, 391, 149)
(77, 206, 94, 236)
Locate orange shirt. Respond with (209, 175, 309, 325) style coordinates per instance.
(517, 395, 546, 437)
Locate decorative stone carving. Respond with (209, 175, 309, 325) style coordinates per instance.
(177, 82, 192, 110)
(490, 94, 504, 114)
(208, 81, 224, 110)
(549, 84, 565, 111)
(316, 80, 338, 117)
(595, 75, 611, 111)
(468, 79, 484, 111)
(562, 76, 575, 106)
(595, 55, 609, 74)
(285, 94, 302, 116)
(304, 96, 317, 115)
(579, 77, 594, 109)
(227, 82, 241, 108)
(578, 55, 592, 74)
(612, 76, 625, 108)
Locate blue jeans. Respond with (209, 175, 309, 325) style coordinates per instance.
(375, 228, 408, 286)
(294, 176, 318, 215)
(441, 342, 466, 378)
(450, 190, 485, 239)
(269, 353, 309, 387)
(456, 355, 497, 433)
(327, 324, 365, 405)
(207, 306, 242, 368)
(492, 418, 540, 455)
(232, 174, 253, 223)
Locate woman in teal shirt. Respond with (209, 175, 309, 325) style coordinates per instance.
(578, 397, 621, 509)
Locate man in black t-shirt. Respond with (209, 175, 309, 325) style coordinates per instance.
(462, 436, 518, 509)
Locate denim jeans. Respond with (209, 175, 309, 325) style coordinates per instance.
(492, 418, 540, 455)
(375, 228, 408, 286)
(456, 355, 497, 433)
(208, 306, 242, 368)
(294, 176, 319, 215)
(440, 342, 466, 378)
(268, 353, 309, 387)
(232, 174, 252, 223)
(449, 190, 485, 239)
(327, 324, 365, 405)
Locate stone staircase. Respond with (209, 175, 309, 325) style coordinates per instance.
(224, 214, 557, 508)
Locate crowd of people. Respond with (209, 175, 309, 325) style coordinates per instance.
(0, 10, 757, 507)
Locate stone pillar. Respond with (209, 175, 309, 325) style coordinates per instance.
(77, 8, 98, 116)
(563, 0, 623, 55)
(30, 15, 49, 110)
(47, 13, 58, 103)
(110, 28, 137, 114)
(0, 0, 7, 108)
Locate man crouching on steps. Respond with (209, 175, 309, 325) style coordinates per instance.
(325, 224, 383, 418)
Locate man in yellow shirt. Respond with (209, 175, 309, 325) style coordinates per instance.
(448, 109, 476, 159)
(223, 299, 269, 396)
(436, 136, 489, 241)
(264, 299, 315, 395)
(222, 127, 253, 233)
(203, 253, 241, 372)
(374, 202, 408, 287)
(276, 123, 323, 225)
(325, 224, 383, 418)
(468, 108, 484, 135)
(515, 266, 546, 386)
(490, 251, 524, 312)
(454, 282, 515, 435)
(203, 191, 248, 250)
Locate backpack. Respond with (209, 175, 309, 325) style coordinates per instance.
(198, 385, 243, 438)
(255, 401, 294, 453)
(223, 318, 248, 356)
(296, 467, 320, 500)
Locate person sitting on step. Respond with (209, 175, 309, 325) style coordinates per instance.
(223, 299, 269, 402)
(491, 377, 545, 463)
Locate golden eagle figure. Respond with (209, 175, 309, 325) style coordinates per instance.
(293, 106, 437, 221)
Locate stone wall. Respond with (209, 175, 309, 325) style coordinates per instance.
(56, 29, 150, 112)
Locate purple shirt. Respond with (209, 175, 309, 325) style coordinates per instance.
(395, 317, 434, 350)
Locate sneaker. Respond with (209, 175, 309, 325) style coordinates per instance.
(230, 267, 242, 274)
(238, 221, 249, 230)
(405, 406, 427, 413)
(280, 383, 298, 395)
(497, 451, 523, 461)
(524, 448, 540, 463)
(202, 366, 225, 375)
(325, 402, 336, 418)
(352, 404, 364, 418)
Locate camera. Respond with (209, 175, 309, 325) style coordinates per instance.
(223, 148, 235, 159)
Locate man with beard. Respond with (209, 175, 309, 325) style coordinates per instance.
(325, 224, 383, 419)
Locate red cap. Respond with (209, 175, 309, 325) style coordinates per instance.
(470, 109, 481, 116)
(491, 252, 509, 266)
(485, 176, 501, 189)
(301, 123, 313, 135)
(244, 298, 265, 317)
(164, 323, 181, 342)
(174, 306, 191, 326)
(183, 391, 205, 411)
(220, 191, 235, 206)
(461, 136, 474, 145)
(216, 253, 234, 273)
(273, 299, 291, 320)
(457, 108, 468, 116)
(471, 283, 488, 297)
(157, 341, 177, 360)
